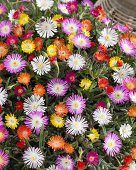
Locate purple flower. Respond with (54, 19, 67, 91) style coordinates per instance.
(120, 39, 136, 56)
(47, 78, 69, 96)
(109, 85, 129, 104)
(4, 54, 26, 73)
(81, 0, 94, 9)
(65, 71, 76, 84)
(103, 132, 122, 157)
(0, 126, 9, 143)
(0, 116, 3, 126)
(73, 34, 91, 49)
(113, 23, 130, 33)
(0, 4, 7, 15)
(102, 17, 111, 26)
(56, 155, 75, 170)
(62, 18, 81, 35)
(66, 94, 86, 115)
(58, 3, 69, 15)
(0, 20, 12, 37)
(0, 149, 9, 169)
(25, 111, 48, 135)
(87, 151, 99, 166)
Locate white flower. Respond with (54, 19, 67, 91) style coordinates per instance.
(0, 87, 8, 106)
(98, 28, 118, 47)
(24, 95, 46, 115)
(129, 162, 136, 170)
(23, 147, 44, 169)
(92, 107, 112, 126)
(31, 55, 51, 76)
(46, 165, 59, 170)
(36, 0, 54, 11)
(65, 115, 88, 135)
(67, 54, 86, 70)
(129, 91, 136, 103)
(112, 63, 134, 84)
(35, 17, 57, 38)
(119, 124, 132, 139)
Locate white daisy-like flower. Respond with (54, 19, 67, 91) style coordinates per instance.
(129, 161, 136, 170)
(46, 165, 59, 170)
(8, 9, 18, 23)
(35, 17, 57, 38)
(98, 28, 118, 47)
(65, 115, 88, 135)
(23, 147, 44, 169)
(112, 63, 134, 84)
(36, 0, 54, 11)
(67, 54, 86, 70)
(0, 87, 8, 106)
(119, 124, 132, 139)
(92, 107, 112, 126)
(24, 95, 46, 115)
(31, 55, 51, 76)
(129, 91, 136, 103)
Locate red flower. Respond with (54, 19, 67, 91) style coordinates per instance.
(119, 165, 129, 170)
(28, 55, 35, 62)
(98, 78, 109, 89)
(14, 86, 25, 96)
(49, 56, 57, 63)
(96, 101, 107, 109)
(95, 52, 106, 61)
(124, 155, 132, 166)
(17, 125, 32, 141)
(0, 63, 5, 71)
(0, 105, 2, 113)
(16, 140, 26, 149)
(99, 44, 108, 53)
(15, 101, 24, 111)
(77, 161, 86, 170)
(117, 60, 123, 67)
(105, 85, 114, 94)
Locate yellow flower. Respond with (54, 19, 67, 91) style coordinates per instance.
(109, 56, 123, 71)
(5, 113, 19, 129)
(19, 13, 29, 26)
(47, 45, 57, 57)
(67, 43, 74, 52)
(50, 113, 64, 128)
(79, 78, 92, 90)
(82, 28, 90, 37)
(21, 40, 35, 54)
(68, 33, 76, 44)
(87, 128, 99, 142)
(52, 14, 63, 27)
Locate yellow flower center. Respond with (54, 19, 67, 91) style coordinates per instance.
(2, 26, 9, 34)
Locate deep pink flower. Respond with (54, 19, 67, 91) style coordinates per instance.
(13, 11, 20, 19)
(90, 8, 100, 17)
(65, 71, 76, 83)
(19, 5, 26, 12)
(6, 35, 18, 45)
(87, 151, 99, 166)
(23, 31, 33, 40)
(14, 86, 25, 96)
(66, 1, 78, 13)
(96, 101, 107, 109)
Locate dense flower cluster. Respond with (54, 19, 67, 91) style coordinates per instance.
(0, 0, 136, 169)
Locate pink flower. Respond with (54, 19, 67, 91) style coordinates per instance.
(87, 151, 99, 166)
(19, 5, 26, 12)
(6, 35, 18, 45)
(23, 31, 33, 40)
(66, 1, 78, 13)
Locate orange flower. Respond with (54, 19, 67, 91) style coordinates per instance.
(17, 125, 32, 141)
(58, 45, 72, 60)
(81, 19, 92, 32)
(17, 72, 31, 85)
(33, 84, 46, 96)
(34, 37, 43, 51)
(0, 77, 3, 84)
(130, 34, 136, 47)
(47, 135, 65, 151)
(131, 146, 136, 159)
(55, 102, 68, 117)
(13, 25, 23, 37)
(128, 107, 136, 117)
(53, 38, 65, 49)
(64, 143, 74, 154)
(98, 8, 107, 21)
(0, 42, 8, 58)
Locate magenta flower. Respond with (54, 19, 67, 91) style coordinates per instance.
(96, 101, 107, 109)
(73, 34, 91, 49)
(47, 78, 69, 96)
(0, 20, 12, 37)
(6, 35, 18, 45)
(0, 116, 3, 127)
(113, 23, 130, 33)
(0, 126, 9, 143)
(81, 0, 94, 9)
(0, 4, 7, 15)
(66, 94, 86, 115)
(120, 39, 136, 56)
(0, 149, 9, 169)
(87, 151, 99, 166)
(65, 71, 76, 84)
(23, 31, 33, 40)
(25, 111, 48, 134)
(122, 77, 136, 91)
(62, 18, 81, 35)
(66, 1, 78, 13)
(4, 54, 26, 74)
(103, 132, 122, 157)
(14, 86, 25, 96)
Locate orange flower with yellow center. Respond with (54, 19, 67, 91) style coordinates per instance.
(0, 42, 8, 58)
(58, 45, 72, 60)
(81, 19, 92, 32)
(64, 143, 74, 154)
(128, 107, 136, 117)
(131, 146, 136, 159)
(33, 84, 46, 97)
(17, 72, 31, 85)
(55, 102, 68, 117)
